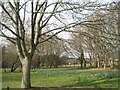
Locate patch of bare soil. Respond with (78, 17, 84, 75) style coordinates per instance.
(71, 68, 118, 72)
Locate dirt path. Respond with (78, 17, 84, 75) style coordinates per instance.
(70, 68, 118, 72)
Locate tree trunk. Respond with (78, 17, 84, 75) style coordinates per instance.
(104, 63, 106, 69)
(84, 60, 86, 68)
(96, 57, 100, 68)
(104, 60, 106, 69)
(10, 65, 19, 72)
(97, 60, 100, 68)
(110, 60, 114, 68)
(95, 60, 98, 68)
(21, 57, 31, 88)
(89, 58, 92, 68)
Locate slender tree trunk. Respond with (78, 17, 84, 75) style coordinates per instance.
(104, 63, 106, 69)
(84, 60, 86, 68)
(97, 59, 100, 68)
(89, 57, 92, 68)
(98, 61, 100, 68)
(21, 57, 31, 88)
(95, 60, 98, 68)
(104, 60, 106, 69)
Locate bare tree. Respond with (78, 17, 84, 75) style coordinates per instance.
(69, 2, 119, 69)
(32, 38, 65, 69)
(2, 44, 20, 72)
(0, 0, 107, 88)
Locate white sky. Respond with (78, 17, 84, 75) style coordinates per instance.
(0, 0, 119, 43)
(57, 0, 120, 39)
(0, 0, 119, 59)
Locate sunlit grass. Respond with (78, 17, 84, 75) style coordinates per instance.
(2, 67, 119, 88)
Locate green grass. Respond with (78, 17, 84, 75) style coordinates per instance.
(2, 67, 120, 88)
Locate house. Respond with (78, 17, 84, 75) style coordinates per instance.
(64, 58, 79, 65)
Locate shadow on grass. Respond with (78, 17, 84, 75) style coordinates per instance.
(62, 78, 119, 88)
(2, 87, 119, 90)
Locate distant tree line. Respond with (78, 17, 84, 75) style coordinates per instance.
(2, 40, 67, 72)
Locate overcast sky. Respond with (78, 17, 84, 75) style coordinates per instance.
(0, 0, 119, 44)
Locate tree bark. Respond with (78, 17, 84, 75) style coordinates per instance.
(21, 57, 31, 88)
(84, 60, 86, 68)
(89, 56, 92, 68)
(104, 60, 106, 69)
(97, 58, 100, 68)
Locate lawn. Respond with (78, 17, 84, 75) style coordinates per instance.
(2, 67, 120, 89)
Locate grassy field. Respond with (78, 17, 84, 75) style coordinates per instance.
(2, 66, 120, 89)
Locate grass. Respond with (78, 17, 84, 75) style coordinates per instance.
(2, 66, 120, 88)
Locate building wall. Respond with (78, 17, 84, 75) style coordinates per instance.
(65, 58, 79, 65)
